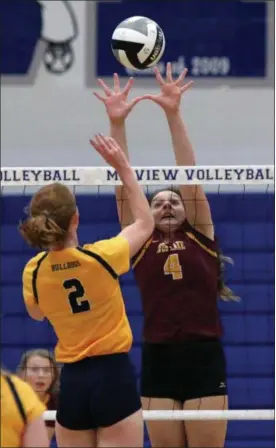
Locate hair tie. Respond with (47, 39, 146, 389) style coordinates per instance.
(41, 211, 52, 228)
(41, 210, 51, 219)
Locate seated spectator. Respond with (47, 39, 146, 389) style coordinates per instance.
(17, 349, 59, 442)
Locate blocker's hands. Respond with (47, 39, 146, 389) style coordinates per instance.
(90, 134, 129, 171)
(143, 62, 194, 115)
(94, 74, 145, 124)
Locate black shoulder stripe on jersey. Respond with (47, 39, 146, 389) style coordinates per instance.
(184, 219, 217, 251)
(186, 232, 218, 258)
(32, 253, 49, 303)
(131, 243, 144, 266)
(5, 375, 27, 424)
(77, 247, 118, 280)
(132, 237, 152, 269)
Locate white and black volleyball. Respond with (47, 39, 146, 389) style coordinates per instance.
(111, 16, 165, 70)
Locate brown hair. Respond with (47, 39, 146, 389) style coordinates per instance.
(19, 183, 77, 249)
(148, 187, 182, 206)
(149, 187, 239, 302)
(17, 349, 60, 394)
(217, 253, 240, 302)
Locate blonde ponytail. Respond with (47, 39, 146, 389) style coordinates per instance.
(19, 212, 66, 249)
(18, 183, 77, 250)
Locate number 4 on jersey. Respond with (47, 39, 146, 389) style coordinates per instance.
(63, 279, 90, 314)
(164, 254, 183, 280)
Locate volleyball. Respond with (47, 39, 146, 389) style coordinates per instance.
(111, 16, 165, 70)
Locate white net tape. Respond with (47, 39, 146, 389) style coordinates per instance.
(0, 165, 274, 187)
(43, 410, 275, 421)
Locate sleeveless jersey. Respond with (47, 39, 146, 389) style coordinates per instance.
(23, 236, 133, 363)
(1, 374, 46, 448)
(133, 221, 222, 343)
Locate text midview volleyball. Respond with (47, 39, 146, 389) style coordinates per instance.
(111, 16, 165, 70)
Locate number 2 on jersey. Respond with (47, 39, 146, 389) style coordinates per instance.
(164, 254, 183, 280)
(63, 279, 90, 314)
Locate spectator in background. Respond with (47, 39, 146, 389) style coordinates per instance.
(1, 368, 49, 447)
(17, 349, 59, 442)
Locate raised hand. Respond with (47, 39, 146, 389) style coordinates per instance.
(143, 62, 194, 115)
(90, 134, 129, 171)
(94, 74, 145, 124)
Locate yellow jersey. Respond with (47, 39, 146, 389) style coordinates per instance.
(22, 236, 133, 363)
(1, 373, 46, 448)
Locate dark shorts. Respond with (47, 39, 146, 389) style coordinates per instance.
(141, 338, 227, 403)
(56, 353, 141, 430)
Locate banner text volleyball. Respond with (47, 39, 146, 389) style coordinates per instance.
(0, 166, 274, 187)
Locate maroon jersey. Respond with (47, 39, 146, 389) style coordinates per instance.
(133, 220, 222, 343)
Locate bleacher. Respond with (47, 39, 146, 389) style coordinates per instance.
(1, 192, 274, 447)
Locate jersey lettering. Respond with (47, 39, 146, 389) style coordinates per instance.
(157, 241, 185, 253)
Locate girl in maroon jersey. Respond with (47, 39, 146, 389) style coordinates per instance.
(94, 64, 238, 448)
(17, 349, 59, 443)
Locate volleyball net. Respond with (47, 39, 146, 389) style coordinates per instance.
(1, 165, 274, 427)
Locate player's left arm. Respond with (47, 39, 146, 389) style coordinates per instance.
(22, 259, 45, 321)
(144, 63, 214, 240)
(166, 111, 214, 240)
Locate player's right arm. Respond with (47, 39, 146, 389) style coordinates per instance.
(93, 74, 147, 229)
(90, 134, 154, 258)
(112, 121, 133, 229)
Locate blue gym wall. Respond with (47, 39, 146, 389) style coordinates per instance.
(1, 192, 274, 448)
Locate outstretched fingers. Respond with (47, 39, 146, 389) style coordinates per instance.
(90, 134, 124, 170)
(97, 78, 112, 96)
(166, 62, 173, 83)
(90, 134, 105, 150)
(92, 134, 118, 151)
(95, 134, 110, 149)
(180, 80, 194, 93)
(122, 77, 134, 97)
(175, 68, 188, 86)
(101, 135, 118, 150)
(113, 73, 120, 92)
(93, 92, 106, 102)
(174, 67, 194, 92)
(153, 66, 165, 86)
(89, 137, 101, 153)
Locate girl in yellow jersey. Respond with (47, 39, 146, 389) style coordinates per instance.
(19, 133, 154, 447)
(1, 370, 49, 448)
